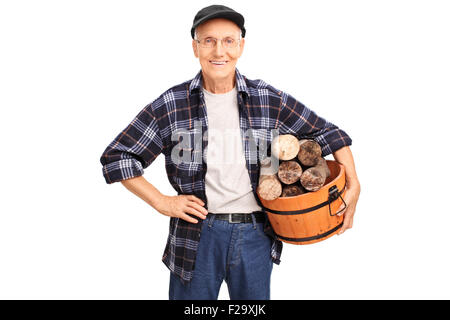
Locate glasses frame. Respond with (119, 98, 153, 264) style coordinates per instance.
(195, 36, 241, 49)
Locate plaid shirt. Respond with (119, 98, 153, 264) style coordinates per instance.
(100, 67, 352, 284)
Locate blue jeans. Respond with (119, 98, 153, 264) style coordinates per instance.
(169, 213, 274, 300)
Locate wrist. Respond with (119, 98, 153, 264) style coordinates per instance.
(149, 192, 166, 211)
(346, 177, 360, 190)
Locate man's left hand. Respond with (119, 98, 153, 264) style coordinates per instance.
(336, 181, 361, 235)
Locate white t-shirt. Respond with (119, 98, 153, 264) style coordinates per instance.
(202, 85, 262, 214)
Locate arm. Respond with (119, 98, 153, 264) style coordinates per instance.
(332, 146, 360, 234)
(278, 90, 359, 234)
(333, 146, 359, 189)
(100, 103, 207, 223)
(121, 175, 208, 224)
(100, 103, 163, 184)
(121, 175, 165, 209)
(277, 91, 352, 156)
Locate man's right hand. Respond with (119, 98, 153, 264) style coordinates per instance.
(156, 194, 208, 224)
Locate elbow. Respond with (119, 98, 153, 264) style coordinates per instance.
(100, 152, 145, 185)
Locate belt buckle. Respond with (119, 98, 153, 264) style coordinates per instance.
(228, 214, 241, 223)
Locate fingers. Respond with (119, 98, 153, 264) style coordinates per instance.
(179, 195, 207, 224)
(337, 221, 348, 235)
(337, 197, 349, 216)
(336, 190, 357, 234)
(179, 212, 199, 224)
(337, 205, 346, 217)
(188, 195, 205, 207)
(348, 216, 354, 229)
(338, 210, 354, 235)
(165, 195, 205, 224)
(186, 201, 208, 217)
(184, 205, 207, 221)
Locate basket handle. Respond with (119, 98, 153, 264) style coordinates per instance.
(328, 185, 347, 216)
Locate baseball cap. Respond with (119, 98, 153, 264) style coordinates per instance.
(191, 4, 246, 39)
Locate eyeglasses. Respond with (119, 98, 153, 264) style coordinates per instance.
(195, 36, 240, 49)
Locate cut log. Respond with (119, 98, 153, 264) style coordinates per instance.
(297, 139, 322, 166)
(257, 174, 282, 200)
(271, 134, 300, 160)
(300, 157, 331, 191)
(277, 160, 302, 184)
(281, 184, 307, 197)
(257, 157, 282, 200)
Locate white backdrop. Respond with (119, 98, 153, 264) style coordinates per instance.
(1, 0, 449, 299)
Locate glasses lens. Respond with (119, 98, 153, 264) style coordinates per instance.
(223, 37, 236, 48)
(201, 37, 216, 48)
(199, 37, 238, 48)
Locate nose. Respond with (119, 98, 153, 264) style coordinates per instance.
(213, 39, 225, 56)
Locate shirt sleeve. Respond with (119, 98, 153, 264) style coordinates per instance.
(99, 103, 163, 184)
(278, 91, 352, 157)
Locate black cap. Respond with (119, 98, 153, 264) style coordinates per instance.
(191, 4, 246, 39)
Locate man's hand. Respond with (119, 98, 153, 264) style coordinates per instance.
(336, 180, 360, 235)
(331, 146, 360, 235)
(120, 176, 208, 224)
(156, 194, 208, 224)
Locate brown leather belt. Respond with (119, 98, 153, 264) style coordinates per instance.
(210, 211, 266, 224)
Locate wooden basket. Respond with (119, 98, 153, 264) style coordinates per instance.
(258, 160, 347, 245)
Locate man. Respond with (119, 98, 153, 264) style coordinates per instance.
(99, 5, 360, 300)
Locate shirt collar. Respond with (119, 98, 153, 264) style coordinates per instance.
(189, 67, 249, 98)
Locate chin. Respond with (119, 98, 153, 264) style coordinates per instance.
(202, 65, 234, 76)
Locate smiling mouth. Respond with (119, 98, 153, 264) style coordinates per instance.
(209, 60, 229, 66)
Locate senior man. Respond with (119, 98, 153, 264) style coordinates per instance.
(100, 4, 360, 300)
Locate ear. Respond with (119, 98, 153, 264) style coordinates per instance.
(192, 39, 199, 58)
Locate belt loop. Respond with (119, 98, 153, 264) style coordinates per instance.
(208, 214, 216, 228)
(250, 213, 257, 229)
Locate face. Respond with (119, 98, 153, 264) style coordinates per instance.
(192, 18, 245, 81)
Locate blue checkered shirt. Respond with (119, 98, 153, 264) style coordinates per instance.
(100, 68, 352, 283)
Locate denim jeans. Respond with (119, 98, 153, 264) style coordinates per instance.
(169, 213, 274, 300)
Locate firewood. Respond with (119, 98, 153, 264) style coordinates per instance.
(281, 184, 307, 197)
(258, 136, 332, 201)
(297, 139, 322, 166)
(300, 157, 331, 191)
(277, 160, 302, 184)
(271, 134, 300, 160)
(257, 157, 282, 200)
(257, 175, 282, 200)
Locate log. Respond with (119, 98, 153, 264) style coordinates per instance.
(257, 175, 282, 200)
(297, 139, 322, 166)
(317, 157, 331, 178)
(271, 134, 300, 160)
(277, 160, 302, 184)
(300, 157, 331, 191)
(257, 157, 282, 200)
(281, 184, 307, 197)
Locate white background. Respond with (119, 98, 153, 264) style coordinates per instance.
(1, 0, 449, 299)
